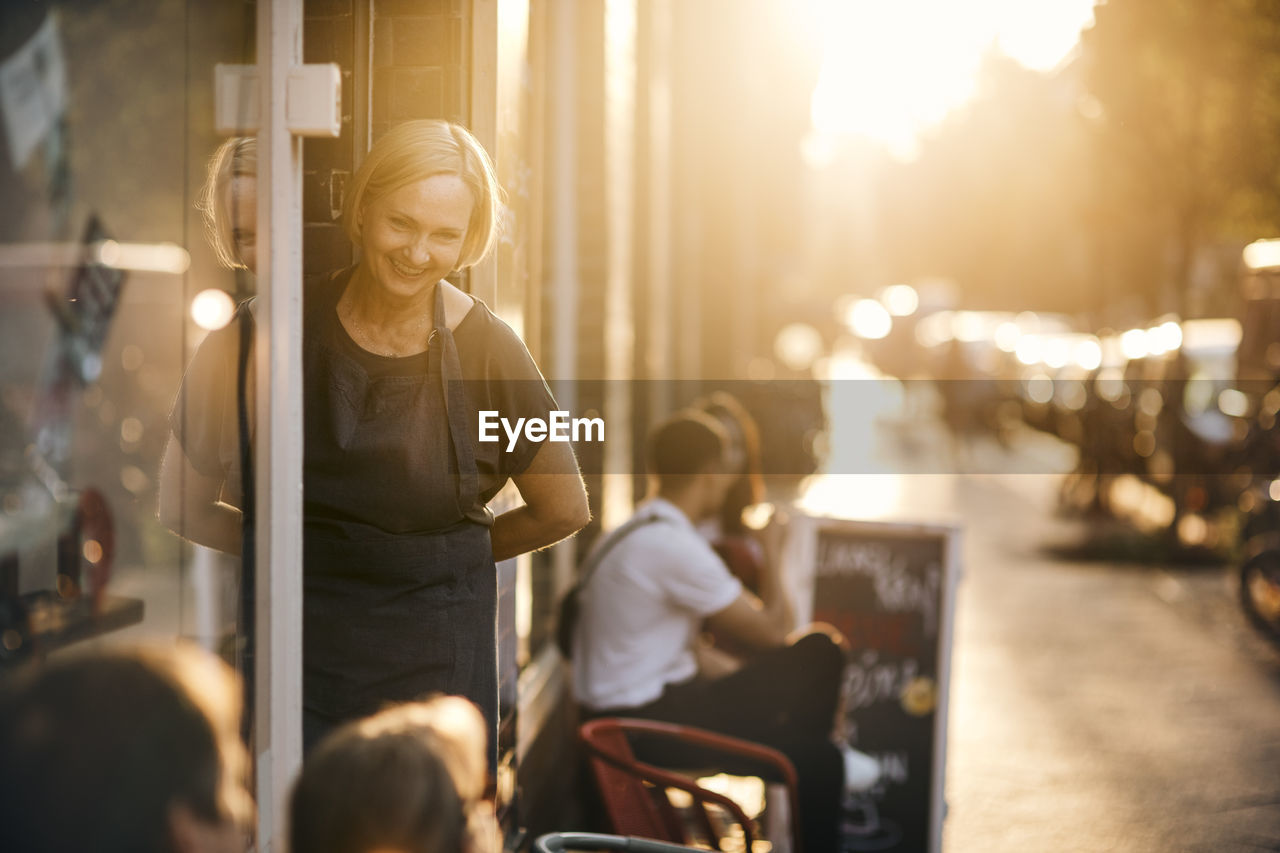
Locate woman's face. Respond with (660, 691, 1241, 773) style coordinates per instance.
(710, 411, 747, 475)
(223, 174, 257, 272)
(359, 174, 474, 300)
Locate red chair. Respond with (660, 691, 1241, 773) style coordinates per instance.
(579, 718, 803, 853)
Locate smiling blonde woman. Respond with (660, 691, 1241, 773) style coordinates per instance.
(161, 121, 589, 763)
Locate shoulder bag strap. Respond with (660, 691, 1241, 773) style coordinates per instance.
(577, 512, 668, 589)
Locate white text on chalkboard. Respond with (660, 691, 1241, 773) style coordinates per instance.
(818, 540, 942, 635)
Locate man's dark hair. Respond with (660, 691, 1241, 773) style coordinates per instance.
(647, 410, 728, 492)
(0, 646, 248, 853)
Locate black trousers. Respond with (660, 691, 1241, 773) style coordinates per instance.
(594, 632, 846, 853)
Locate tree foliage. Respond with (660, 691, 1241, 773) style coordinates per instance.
(877, 54, 1096, 317)
(876, 0, 1280, 322)
(1080, 0, 1280, 315)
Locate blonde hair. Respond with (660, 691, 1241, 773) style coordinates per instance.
(290, 696, 494, 853)
(198, 136, 257, 269)
(343, 120, 503, 270)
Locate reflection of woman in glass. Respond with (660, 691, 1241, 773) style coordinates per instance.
(158, 137, 258, 560)
(160, 121, 590, 756)
(201, 135, 257, 273)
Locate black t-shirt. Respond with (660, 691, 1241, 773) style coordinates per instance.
(169, 271, 557, 528)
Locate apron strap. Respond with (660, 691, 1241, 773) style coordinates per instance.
(433, 283, 481, 515)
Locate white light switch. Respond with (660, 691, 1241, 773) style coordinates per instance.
(287, 63, 342, 138)
(214, 63, 342, 138)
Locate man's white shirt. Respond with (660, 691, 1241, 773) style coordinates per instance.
(571, 497, 742, 710)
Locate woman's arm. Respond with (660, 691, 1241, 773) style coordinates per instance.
(157, 436, 243, 555)
(753, 511, 796, 634)
(489, 439, 589, 563)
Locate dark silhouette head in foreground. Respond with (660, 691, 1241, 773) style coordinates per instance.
(0, 644, 253, 853)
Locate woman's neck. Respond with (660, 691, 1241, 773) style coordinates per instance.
(337, 265, 441, 357)
(345, 264, 439, 328)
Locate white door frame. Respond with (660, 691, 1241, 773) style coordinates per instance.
(254, 0, 305, 848)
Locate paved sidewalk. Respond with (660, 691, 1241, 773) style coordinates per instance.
(941, 471, 1280, 852)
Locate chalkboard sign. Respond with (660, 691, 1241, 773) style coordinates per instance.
(784, 514, 960, 853)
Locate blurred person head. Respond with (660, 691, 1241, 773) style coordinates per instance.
(0, 644, 253, 853)
(198, 136, 257, 271)
(290, 695, 494, 853)
(647, 410, 735, 520)
(697, 392, 765, 536)
(342, 120, 502, 273)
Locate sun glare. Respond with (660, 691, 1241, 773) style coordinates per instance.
(806, 0, 1096, 161)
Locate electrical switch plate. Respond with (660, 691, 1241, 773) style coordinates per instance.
(213, 63, 342, 138)
(287, 63, 342, 138)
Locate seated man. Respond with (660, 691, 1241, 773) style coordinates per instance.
(290, 695, 495, 853)
(0, 644, 254, 853)
(572, 411, 876, 853)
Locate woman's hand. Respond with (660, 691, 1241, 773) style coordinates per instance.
(489, 439, 589, 563)
(157, 437, 244, 555)
(750, 506, 796, 635)
(755, 504, 788, 573)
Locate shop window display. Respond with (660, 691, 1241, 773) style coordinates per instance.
(0, 2, 254, 666)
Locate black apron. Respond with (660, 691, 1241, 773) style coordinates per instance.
(301, 276, 497, 763)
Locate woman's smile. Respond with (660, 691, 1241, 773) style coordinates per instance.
(360, 174, 474, 299)
(389, 256, 429, 279)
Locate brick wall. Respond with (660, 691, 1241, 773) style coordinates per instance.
(303, 0, 356, 276)
(371, 0, 466, 137)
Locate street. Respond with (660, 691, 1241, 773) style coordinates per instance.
(804, 378, 1280, 851)
(937, 467, 1280, 852)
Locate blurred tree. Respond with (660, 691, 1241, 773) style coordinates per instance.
(875, 0, 1280, 323)
(1079, 0, 1280, 317)
(877, 53, 1096, 318)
